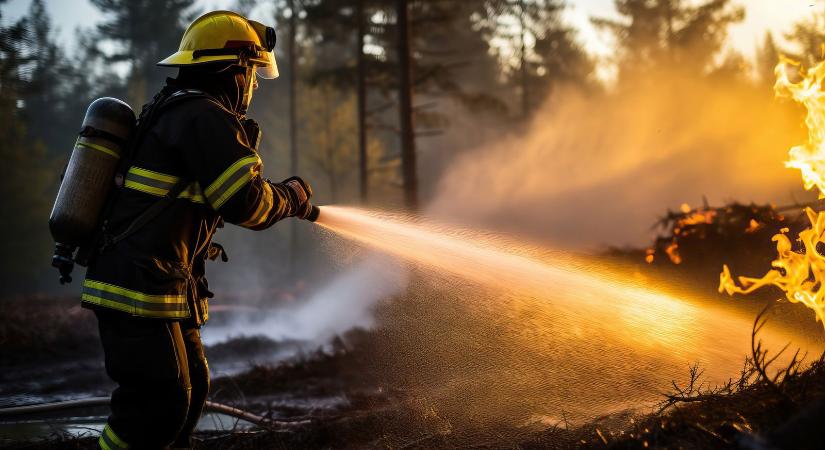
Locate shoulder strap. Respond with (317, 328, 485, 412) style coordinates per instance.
(160, 88, 231, 115)
(103, 178, 190, 249)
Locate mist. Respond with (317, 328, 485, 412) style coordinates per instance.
(203, 254, 407, 347)
(205, 69, 812, 359)
(429, 70, 809, 249)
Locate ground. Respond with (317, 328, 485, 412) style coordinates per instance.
(3, 202, 825, 449)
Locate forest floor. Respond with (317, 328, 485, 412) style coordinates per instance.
(3, 202, 825, 449)
(1, 294, 824, 449)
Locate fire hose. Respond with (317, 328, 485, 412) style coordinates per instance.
(0, 397, 310, 429)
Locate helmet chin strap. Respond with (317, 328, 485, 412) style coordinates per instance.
(238, 66, 256, 116)
(213, 63, 255, 115)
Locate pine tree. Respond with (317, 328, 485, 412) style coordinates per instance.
(20, 0, 93, 157)
(755, 32, 780, 86)
(0, 2, 58, 292)
(785, 4, 825, 67)
(593, 0, 744, 80)
(475, 0, 592, 116)
(88, 0, 197, 106)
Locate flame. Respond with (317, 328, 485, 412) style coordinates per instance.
(775, 57, 825, 197)
(645, 248, 655, 264)
(719, 57, 825, 327)
(678, 208, 716, 227)
(745, 218, 763, 233)
(665, 242, 682, 265)
(656, 204, 716, 265)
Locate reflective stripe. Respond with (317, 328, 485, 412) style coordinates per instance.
(99, 424, 129, 450)
(205, 155, 260, 209)
(124, 166, 205, 204)
(239, 182, 273, 228)
(179, 182, 206, 203)
(76, 139, 119, 158)
(82, 279, 189, 319)
(124, 167, 179, 196)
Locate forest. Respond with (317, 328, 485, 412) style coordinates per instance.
(5, 0, 825, 448)
(3, 0, 805, 293)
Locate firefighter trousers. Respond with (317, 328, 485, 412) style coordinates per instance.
(95, 309, 209, 449)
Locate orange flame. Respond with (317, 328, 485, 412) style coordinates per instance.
(719, 57, 825, 326)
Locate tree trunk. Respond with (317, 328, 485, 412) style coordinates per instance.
(356, 0, 368, 203)
(288, 1, 298, 179)
(519, 0, 529, 118)
(396, 0, 417, 211)
(288, 0, 300, 271)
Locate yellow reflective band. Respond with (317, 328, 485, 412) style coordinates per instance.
(124, 167, 205, 204)
(213, 170, 254, 209)
(82, 279, 189, 319)
(179, 183, 206, 204)
(83, 293, 135, 315)
(84, 279, 185, 304)
(240, 182, 273, 228)
(82, 293, 189, 319)
(129, 167, 179, 183)
(105, 424, 128, 449)
(123, 179, 168, 196)
(76, 139, 120, 158)
(99, 424, 129, 450)
(205, 155, 260, 209)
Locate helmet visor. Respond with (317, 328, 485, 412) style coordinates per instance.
(248, 20, 279, 79)
(253, 49, 279, 79)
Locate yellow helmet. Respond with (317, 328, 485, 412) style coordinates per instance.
(158, 10, 278, 79)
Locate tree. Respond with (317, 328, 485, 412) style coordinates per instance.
(88, 0, 197, 106)
(755, 32, 779, 86)
(301, 0, 512, 207)
(395, 0, 416, 209)
(299, 82, 387, 203)
(20, 0, 95, 158)
(785, 5, 825, 67)
(301, 0, 383, 203)
(0, 2, 60, 292)
(475, 0, 593, 116)
(593, 0, 744, 80)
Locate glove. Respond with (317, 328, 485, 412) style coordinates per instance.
(281, 176, 318, 221)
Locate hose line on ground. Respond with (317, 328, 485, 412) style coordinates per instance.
(0, 397, 309, 429)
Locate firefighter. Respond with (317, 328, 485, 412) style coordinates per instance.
(84, 11, 314, 449)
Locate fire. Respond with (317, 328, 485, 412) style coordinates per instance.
(745, 219, 763, 233)
(678, 204, 716, 227)
(654, 203, 717, 265)
(719, 57, 825, 327)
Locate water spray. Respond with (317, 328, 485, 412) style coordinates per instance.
(305, 205, 811, 360)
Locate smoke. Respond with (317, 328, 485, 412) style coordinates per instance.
(203, 254, 407, 347)
(428, 70, 808, 248)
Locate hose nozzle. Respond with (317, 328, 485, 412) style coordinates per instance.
(305, 205, 320, 222)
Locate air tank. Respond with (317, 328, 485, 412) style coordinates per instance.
(49, 97, 135, 283)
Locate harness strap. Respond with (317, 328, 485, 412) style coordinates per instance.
(103, 178, 191, 250)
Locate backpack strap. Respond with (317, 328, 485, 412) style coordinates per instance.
(101, 178, 191, 250)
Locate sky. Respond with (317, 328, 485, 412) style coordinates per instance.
(1, 0, 823, 76)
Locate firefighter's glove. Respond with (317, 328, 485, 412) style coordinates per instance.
(281, 176, 317, 220)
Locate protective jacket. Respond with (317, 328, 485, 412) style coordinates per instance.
(81, 79, 298, 324)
